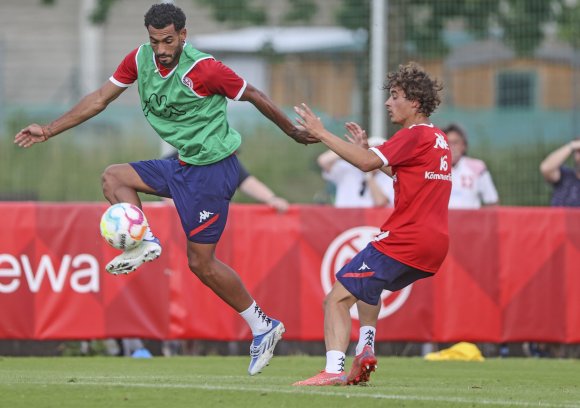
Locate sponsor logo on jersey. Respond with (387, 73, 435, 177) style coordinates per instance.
(424, 171, 452, 181)
(182, 76, 194, 91)
(434, 133, 449, 150)
(143, 93, 186, 119)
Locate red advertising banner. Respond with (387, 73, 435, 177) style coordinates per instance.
(0, 203, 579, 343)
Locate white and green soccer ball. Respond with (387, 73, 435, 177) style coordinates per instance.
(100, 203, 148, 251)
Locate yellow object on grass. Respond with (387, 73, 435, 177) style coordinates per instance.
(424, 342, 485, 362)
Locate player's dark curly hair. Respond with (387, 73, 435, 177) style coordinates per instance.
(144, 3, 186, 31)
(383, 62, 443, 117)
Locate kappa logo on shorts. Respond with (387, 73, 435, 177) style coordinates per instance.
(320, 226, 413, 321)
(188, 211, 220, 238)
(199, 210, 214, 223)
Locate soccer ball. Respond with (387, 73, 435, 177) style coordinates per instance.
(100, 203, 148, 250)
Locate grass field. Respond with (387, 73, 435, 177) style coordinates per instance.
(1, 356, 579, 407)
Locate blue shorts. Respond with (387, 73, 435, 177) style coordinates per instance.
(130, 155, 240, 244)
(336, 243, 434, 305)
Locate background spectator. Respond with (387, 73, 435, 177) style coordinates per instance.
(445, 123, 499, 209)
(539, 138, 580, 206)
(317, 136, 394, 208)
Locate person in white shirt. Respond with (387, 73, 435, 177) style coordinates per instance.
(445, 123, 499, 209)
(318, 136, 395, 208)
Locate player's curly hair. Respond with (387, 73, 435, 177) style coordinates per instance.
(144, 3, 186, 31)
(383, 62, 443, 117)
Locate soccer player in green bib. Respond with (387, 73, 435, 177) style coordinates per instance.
(14, 3, 317, 375)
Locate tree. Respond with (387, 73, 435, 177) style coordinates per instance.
(193, 0, 318, 26)
(497, 0, 555, 56)
(39, 0, 574, 59)
(556, 0, 580, 48)
(41, 0, 119, 24)
(195, 0, 266, 26)
(336, 0, 560, 58)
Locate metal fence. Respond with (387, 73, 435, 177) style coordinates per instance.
(1, 0, 579, 205)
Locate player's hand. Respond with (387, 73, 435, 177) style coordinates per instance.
(344, 122, 368, 148)
(266, 196, 290, 213)
(14, 124, 49, 148)
(290, 127, 320, 145)
(294, 103, 326, 141)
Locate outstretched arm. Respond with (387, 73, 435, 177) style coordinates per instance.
(239, 84, 318, 145)
(14, 81, 126, 148)
(344, 121, 393, 176)
(295, 103, 382, 172)
(539, 139, 580, 183)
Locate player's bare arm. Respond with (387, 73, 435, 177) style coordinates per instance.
(317, 122, 369, 171)
(14, 81, 126, 148)
(295, 103, 383, 172)
(343, 121, 392, 177)
(239, 84, 318, 145)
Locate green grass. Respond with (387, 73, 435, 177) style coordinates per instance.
(1, 356, 579, 407)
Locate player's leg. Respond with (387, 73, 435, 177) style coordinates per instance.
(356, 301, 379, 353)
(186, 240, 285, 375)
(186, 241, 254, 311)
(104, 161, 172, 274)
(348, 301, 379, 385)
(324, 281, 358, 353)
(293, 281, 355, 386)
(345, 245, 433, 384)
(186, 234, 285, 376)
(175, 155, 284, 375)
(101, 163, 158, 205)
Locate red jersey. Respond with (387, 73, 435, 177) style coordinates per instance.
(370, 123, 451, 273)
(109, 47, 246, 100)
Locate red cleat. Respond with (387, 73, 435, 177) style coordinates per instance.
(347, 345, 377, 385)
(293, 371, 347, 386)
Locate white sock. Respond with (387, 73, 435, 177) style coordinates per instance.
(325, 350, 346, 374)
(239, 301, 273, 336)
(356, 326, 376, 355)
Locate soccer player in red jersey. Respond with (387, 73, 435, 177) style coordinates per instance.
(293, 62, 451, 386)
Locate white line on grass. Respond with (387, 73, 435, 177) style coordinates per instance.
(68, 380, 578, 408)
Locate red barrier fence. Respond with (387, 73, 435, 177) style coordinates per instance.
(1, 203, 579, 343)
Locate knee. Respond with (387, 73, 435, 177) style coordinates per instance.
(187, 253, 214, 281)
(323, 291, 336, 311)
(324, 285, 353, 311)
(101, 164, 123, 192)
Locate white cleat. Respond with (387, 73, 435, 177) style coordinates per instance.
(106, 238, 162, 275)
(248, 320, 285, 375)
